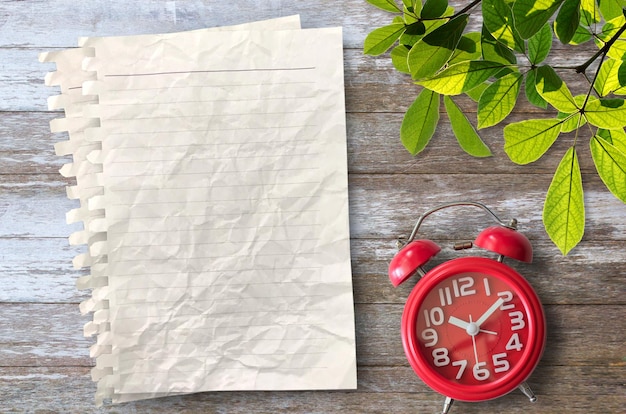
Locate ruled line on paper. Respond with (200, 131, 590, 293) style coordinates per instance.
(102, 96, 317, 106)
(108, 167, 319, 178)
(113, 305, 329, 320)
(107, 153, 320, 164)
(119, 366, 330, 376)
(116, 345, 333, 361)
(106, 80, 316, 92)
(107, 195, 321, 206)
(103, 67, 316, 77)
(115, 280, 324, 292)
(106, 110, 316, 121)
(110, 266, 322, 278)
(113, 321, 325, 334)
(102, 125, 317, 135)
(108, 139, 318, 150)
(111, 252, 319, 264)
(107, 224, 322, 236)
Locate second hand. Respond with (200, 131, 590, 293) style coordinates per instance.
(470, 315, 479, 365)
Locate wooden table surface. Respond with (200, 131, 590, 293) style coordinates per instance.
(1, 1, 624, 413)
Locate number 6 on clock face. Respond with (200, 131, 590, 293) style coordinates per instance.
(401, 257, 546, 402)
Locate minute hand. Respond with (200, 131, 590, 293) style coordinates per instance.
(475, 298, 505, 328)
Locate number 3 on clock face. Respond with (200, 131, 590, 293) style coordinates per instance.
(401, 257, 546, 402)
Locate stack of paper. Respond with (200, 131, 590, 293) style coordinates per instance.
(40, 16, 356, 405)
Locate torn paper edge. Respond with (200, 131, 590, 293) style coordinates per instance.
(39, 14, 304, 407)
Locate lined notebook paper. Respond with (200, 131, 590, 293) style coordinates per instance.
(41, 16, 356, 405)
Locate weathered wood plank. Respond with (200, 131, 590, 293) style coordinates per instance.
(0, 238, 87, 303)
(348, 174, 626, 242)
(0, 111, 68, 174)
(2, 174, 625, 242)
(0, 365, 624, 413)
(2, 45, 600, 112)
(0, 177, 80, 238)
(0, 0, 388, 49)
(352, 239, 626, 306)
(357, 304, 626, 367)
(1, 303, 623, 368)
(1, 236, 624, 305)
(0, 111, 612, 176)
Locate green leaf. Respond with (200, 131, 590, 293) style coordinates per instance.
(408, 14, 469, 79)
(607, 39, 626, 62)
(543, 146, 585, 255)
(618, 60, 626, 86)
(558, 112, 586, 132)
(525, 69, 548, 109)
(482, 0, 526, 52)
(528, 24, 553, 64)
(444, 96, 493, 157)
(465, 82, 490, 102)
(569, 25, 593, 45)
(584, 98, 626, 129)
(366, 0, 402, 12)
(598, 15, 626, 43)
(595, 58, 621, 96)
(535, 65, 579, 113)
(503, 118, 563, 164)
(481, 25, 518, 64)
(598, 0, 625, 21)
(421, 0, 448, 18)
(478, 71, 523, 128)
(449, 32, 482, 64)
(400, 88, 440, 154)
(598, 128, 626, 154)
(591, 135, 626, 203)
(390, 45, 411, 73)
(580, 0, 601, 25)
(403, 0, 421, 21)
(399, 21, 426, 46)
(554, 0, 580, 44)
(512, 0, 565, 39)
(364, 23, 406, 55)
(417, 60, 507, 95)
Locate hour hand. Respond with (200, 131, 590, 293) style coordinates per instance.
(448, 315, 498, 335)
(448, 316, 470, 330)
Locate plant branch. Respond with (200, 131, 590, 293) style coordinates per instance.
(576, 21, 626, 74)
(455, 0, 482, 17)
(420, 0, 482, 20)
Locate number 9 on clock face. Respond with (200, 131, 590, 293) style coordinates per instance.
(401, 257, 546, 402)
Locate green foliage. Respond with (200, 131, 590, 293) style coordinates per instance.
(445, 95, 493, 156)
(364, 0, 626, 254)
(401, 88, 440, 154)
(544, 147, 585, 255)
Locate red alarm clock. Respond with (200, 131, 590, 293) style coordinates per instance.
(389, 202, 546, 413)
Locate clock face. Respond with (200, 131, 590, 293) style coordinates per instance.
(402, 257, 545, 402)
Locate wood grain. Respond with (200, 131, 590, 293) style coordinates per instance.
(0, 0, 624, 412)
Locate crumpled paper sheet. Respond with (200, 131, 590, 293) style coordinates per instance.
(42, 15, 356, 405)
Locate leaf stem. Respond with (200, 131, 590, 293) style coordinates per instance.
(420, 0, 482, 20)
(454, 0, 482, 17)
(575, 21, 626, 74)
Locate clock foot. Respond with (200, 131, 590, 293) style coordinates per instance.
(518, 382, 537, 402)
(441, 396, 454, 414)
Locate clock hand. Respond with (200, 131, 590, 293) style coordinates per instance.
(448, 316, 498, 335)
(448, 316, 469, 330)
(475, 297, 505, 328)
(469, 315, 479, 365)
